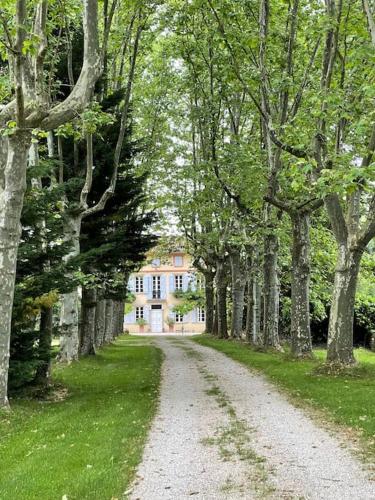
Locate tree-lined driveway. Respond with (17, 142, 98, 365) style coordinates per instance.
(130, 337, 374, 500)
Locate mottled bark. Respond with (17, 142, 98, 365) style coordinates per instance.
(245, 248, 262, 344)
(216, 260, 228, 339)
(362, 0, 375, 46)
(370, 330, 375, 352)
(290, 212, 313, 357)
(36, 0, 101, 130)
(104, 299, 114, 343)
(217, 286, 228, 339)
(117, 300, 124, 335)
(0, 132, 30, 408)
(58, 215, 82, 363)
(327, 247, 362, 365)
(245, 278, 254, 342)
(116, 301, 122, 336)
(111, 301, 121, 338)
(212, 299, 218, 337)
(34, 306, 53, 386)
(95, 298, 106, 347)
(230, 248, 246, 338)
(205, 273, 215, 334)
(252, 272, 262, 344)
(79, 287, 97, 356)
(263, 233, 281, 348)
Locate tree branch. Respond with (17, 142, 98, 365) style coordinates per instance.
(324, 193, 348, 244)
(27, 0, 101, 130)
(212, 160, 249, 215)
(356, 124, 375, 249)
(207, 0, 308, 160)
(33, 1, 48, 106)
(279, 0, 299, 125)
(82, 20, 143, 220)
(116, 12, 136, 90)
(356, 194, 375, 250)
(296, 197, 323, 212)
(363, 0, 375, 45)
(264, 195, 291, 213)
(14, 0, 27, 128)
(80, 132, 93, 210)
(289, 36, 321, 120)
(101, 0, 118, 65)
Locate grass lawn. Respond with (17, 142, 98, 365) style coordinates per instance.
(194, 335, 375, 458)
(0, 336, 162, 500)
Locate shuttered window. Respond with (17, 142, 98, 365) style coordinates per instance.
(136, 307, 144, 320)
(135, 276, 144, 293)
(175, 313, 184, 323)
(197, 307, 205, 322)
(175, 275, 183, 290)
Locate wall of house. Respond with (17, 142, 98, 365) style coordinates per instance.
(123, 252, 206, 334)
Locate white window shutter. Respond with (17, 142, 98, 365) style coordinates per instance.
(182, 274, 189, 291)
(169, 274, 175, 292)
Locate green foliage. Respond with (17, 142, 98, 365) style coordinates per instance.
(10, 161, 74, 390)
(8, 329, 41, 390)
(136, 318, 148, 326)
(173, 288, 205, 312)
(126, 292, 136, 304)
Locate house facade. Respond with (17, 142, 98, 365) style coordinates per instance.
(124, 251, 206, 333)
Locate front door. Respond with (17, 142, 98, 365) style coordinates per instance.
(150, 309, 163, 333)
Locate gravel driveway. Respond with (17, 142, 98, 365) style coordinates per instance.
(129, 336, 374, 500)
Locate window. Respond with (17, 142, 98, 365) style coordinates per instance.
(175, 313, 184, 323)
(152, 275, 161, 299)
(197, 307, 205, 322)
(135, 307, 144, 320)
(174, 255, 183, 267)
(175, 274, 183, 291)
(151, 258, 160, 267)
(135, 276, 144, 293)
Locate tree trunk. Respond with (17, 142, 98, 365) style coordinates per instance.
(112, 301, 120, 338)
(370, 330, 375, 352)
(59, 215, 82, 363)
(230, 249, 246, 338)
(117, 300, 124, 335)
(34, 306, 53, 387)
(246, 247, 262, 344)
(217, 285, 228, 339)
(212, 296, 218, 337)
(104, 299, 114, 343)
(216, 260, 228, 339)
(245, 278, 253, 342)
(326, 247, 362, 365)
(79, 287, 97, 356)
(263, 233, 281, 348)
(0, 132, 30, 409)
(95, 297, 106, 347)
(290, 211, 313, 358)
(252, 273, 262, 344)
(205, 273, 215, 334)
